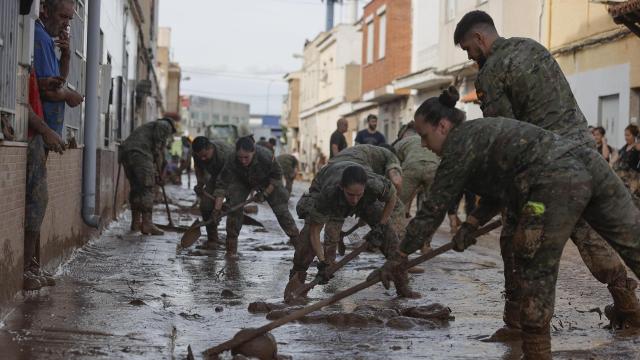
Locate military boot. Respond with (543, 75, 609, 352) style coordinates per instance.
(200, 225, 220, 249)
(30, 259, 55, 286)
(521, 329, 551, 360)
(483, 300, 522, 342)
(283, 270, 308, 304)
(226, 236, 239, 259)
(141, 212, 164, 235)
(324, 242, 338, 264)
(393, 270, 421, 299)
(23, 270, 43, 291)
(130, 210, 142, 232)
(605, 277, 640, 329)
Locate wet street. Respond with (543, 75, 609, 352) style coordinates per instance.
(1, 180, 639, 359)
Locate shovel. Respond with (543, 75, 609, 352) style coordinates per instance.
(202, 219, 502, 358)
(179, 194, 258, 249)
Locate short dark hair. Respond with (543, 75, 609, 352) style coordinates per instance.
(236, 135, 256, 152)
(46, 0, 75, 12)
(593, 126, 606, 136)
(366, 114, 378, 123)
(454, 10, 495, 45)
(268, 138, 277, 146)
(626, 124, 639, 138)
(415, 86, 466, 127)
(340, 165, 368, 188)
(191, 136, 211, 153)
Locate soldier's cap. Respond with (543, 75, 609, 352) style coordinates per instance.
(159, 117, 177, 133)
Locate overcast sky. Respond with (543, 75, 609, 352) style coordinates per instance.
(159, 0, 362, 115)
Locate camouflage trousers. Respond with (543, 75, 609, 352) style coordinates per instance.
(226, 180, 299, 242)
(292, 195, 406, 271)
(506, 148, 640, 336)
(399, 161, 438, 215)
(120, 151, 156, 213)
(24, 135, 49, 267)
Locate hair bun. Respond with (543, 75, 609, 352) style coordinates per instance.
(439, 86, 460, 108)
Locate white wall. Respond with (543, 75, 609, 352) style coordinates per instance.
(100, 0, 137, 80)
(412, 0, 440, 71)
(567, 63, 630, 148)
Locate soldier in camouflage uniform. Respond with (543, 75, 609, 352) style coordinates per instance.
(285, 161, 417, 303)
(119, 117, 176, 235)
(323, 144, 404, 263)
(393, 123, 439, 216)
(376, 91, 640, 360)
(191, 136, 234, 248)
(454, 10, 640, 339)
(213, 137, 299, 258)
(276, 154, 299, 197)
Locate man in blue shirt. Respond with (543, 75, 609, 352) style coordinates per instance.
(34, 0, 83, 136)
(355, 114, 386, 146)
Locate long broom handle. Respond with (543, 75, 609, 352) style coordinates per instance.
(203, 219, 502, 357)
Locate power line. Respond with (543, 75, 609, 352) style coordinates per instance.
(183, 67, 288, 82)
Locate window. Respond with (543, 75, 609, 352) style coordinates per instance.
(366, 20, 374, 64)
(446, 0, 456, 22)
(378, 12, 386, 59)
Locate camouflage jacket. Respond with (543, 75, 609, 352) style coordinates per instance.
(327, 144, 401, 177)
(193, 139, 234, 187)
(300, 161, 396, 224)
(277, 154, 299, 177)
(213, 145, 283, 197)
(400, 117, 580, 254)
(119, 120, 174, 166)
(476, 37, 593, 146)
(393, 135, 439, 168)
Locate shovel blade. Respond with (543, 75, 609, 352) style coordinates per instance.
(180, 220, 202, 248)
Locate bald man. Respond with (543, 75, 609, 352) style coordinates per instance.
(330, 118, 348, 158)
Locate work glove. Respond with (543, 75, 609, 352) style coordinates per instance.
(315, 260, 334, 285)
(364, 223, 389, 248)
(452, 222, 478, 252)
(155, 174, 164, 186)
(254, 190, 268, 203)
(367, 252, 408, 290)
(194, 183, 204, 196)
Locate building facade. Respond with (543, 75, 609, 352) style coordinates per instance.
(0, 0, 164, 309)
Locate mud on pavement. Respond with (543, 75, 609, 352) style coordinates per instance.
(0, 180, 639, 359)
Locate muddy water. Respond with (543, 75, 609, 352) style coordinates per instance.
(0, 180, 638, 359)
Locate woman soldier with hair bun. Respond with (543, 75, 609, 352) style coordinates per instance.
(373, 87, 640, 360)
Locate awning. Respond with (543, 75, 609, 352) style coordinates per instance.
(460, 90, 479, 104)
(608, 0, 640, 37)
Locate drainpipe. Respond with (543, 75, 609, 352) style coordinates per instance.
(82, 0, 101, 228)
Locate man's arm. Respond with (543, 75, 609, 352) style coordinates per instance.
(309, 222, 325, 261)
(56, 30, 70, 79)
(28, 106, 65, 154)
(331, 143, 341, 157)
(40, 87, 83, 107)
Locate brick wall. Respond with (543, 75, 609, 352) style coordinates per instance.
(96, 149, 129, 222)
(361, 0, 412, 94)
(0, 145, 128, 309)
(0, 144, 27, 305)
(39, 149, 92, 270)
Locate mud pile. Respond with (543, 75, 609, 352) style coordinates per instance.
(248, 301, 453, 330)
